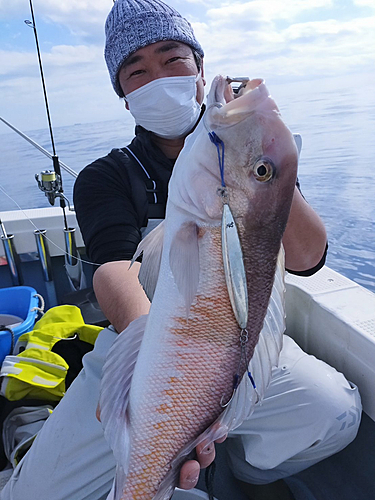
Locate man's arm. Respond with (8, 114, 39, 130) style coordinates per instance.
(93, 261, 150, 333)
(283, 187, 327, 273)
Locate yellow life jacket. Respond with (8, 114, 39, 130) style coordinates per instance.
(0, 305, 103, 401)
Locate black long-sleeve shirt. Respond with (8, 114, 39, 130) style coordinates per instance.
(74, 126, 327, 274)
(73, 127, 173, 264)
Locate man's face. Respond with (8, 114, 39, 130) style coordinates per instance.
(118, 40, 205, 106)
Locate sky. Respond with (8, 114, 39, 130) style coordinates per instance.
(0, 0, 374, 132)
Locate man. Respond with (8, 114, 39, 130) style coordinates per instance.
(75, 1, 361, 498)
(1, 1, 361, 499)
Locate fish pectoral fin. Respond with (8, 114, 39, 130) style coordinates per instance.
(169, 221, 200, 315)
(293, 133, 302, 156)
(132, 220, 165, 301)
(99, 314, 148, 478)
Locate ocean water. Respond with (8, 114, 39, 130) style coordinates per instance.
(1, 74, 374, 293)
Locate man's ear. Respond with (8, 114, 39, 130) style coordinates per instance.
(124, 99, 130, 111)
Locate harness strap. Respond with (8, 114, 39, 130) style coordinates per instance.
(123, 146, 158, 204)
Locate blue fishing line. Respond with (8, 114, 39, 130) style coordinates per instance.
(208, 131, 225, 187)
(232, 371, 256, 392)
(248, 371, 257, 389)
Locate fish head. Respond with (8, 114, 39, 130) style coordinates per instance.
(169, 75, 298, 233)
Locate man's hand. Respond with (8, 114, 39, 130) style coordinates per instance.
(179, 434, 227, 490)
(97, 406, 227, 490)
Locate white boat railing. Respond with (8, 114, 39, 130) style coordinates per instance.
(0, 207, 83, 258)
(286, 268, 375, 422)
(1, 207, 375, 423)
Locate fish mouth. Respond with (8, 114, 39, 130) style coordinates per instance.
(205, 76, 279, 129)
(232, 77, 264, 98)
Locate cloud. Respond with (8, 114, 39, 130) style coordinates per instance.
(206, 0, 334, 25)
(1, 0, 374, 131)
(354, 0, 375, 8)
(0, 50, 34, 76)
(41, 1, 109, 30)
(0, 0, 109, 19)
(192, 8, 375, 85)
(0, 50, 119, 132)
(0, 0, 108, 45)
(0, 41, 112, 129)
(173, 0, 212, 4)
(0, 44, 103, 78)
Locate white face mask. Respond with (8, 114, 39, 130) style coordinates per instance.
(125, 74, 202, 140)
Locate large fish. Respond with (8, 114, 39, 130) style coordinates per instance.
(99, 75, 298, 500)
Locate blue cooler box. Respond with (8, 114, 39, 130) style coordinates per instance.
(0, 286, 39, 364)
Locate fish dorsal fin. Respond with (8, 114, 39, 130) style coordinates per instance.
(169, 221, 200, 314)
(99, 314, 148, 490)
(132, 221, 165, 301)
(153, 247, 286, 499)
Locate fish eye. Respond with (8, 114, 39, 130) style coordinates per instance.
(253, 159, 274, 182)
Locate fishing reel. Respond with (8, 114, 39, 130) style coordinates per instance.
(35, 169, 70, 208)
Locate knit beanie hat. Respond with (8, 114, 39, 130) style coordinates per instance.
(105, 0, 204, 97)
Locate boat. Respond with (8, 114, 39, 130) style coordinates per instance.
(1, 182, 375, 499)
(1, 0, 374, 496)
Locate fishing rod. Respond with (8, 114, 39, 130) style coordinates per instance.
(0, 117, 77, 180)
(25, 0, 69, 229)
(0, 218, 23, 285)
(7, 0, 85, 295)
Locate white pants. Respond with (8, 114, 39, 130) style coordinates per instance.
(1, 330, 361, 499)
(226, 335, 362, 484)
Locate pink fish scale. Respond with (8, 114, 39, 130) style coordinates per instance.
(121, 299, 244, 497)
(119, 220, 281, 499)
